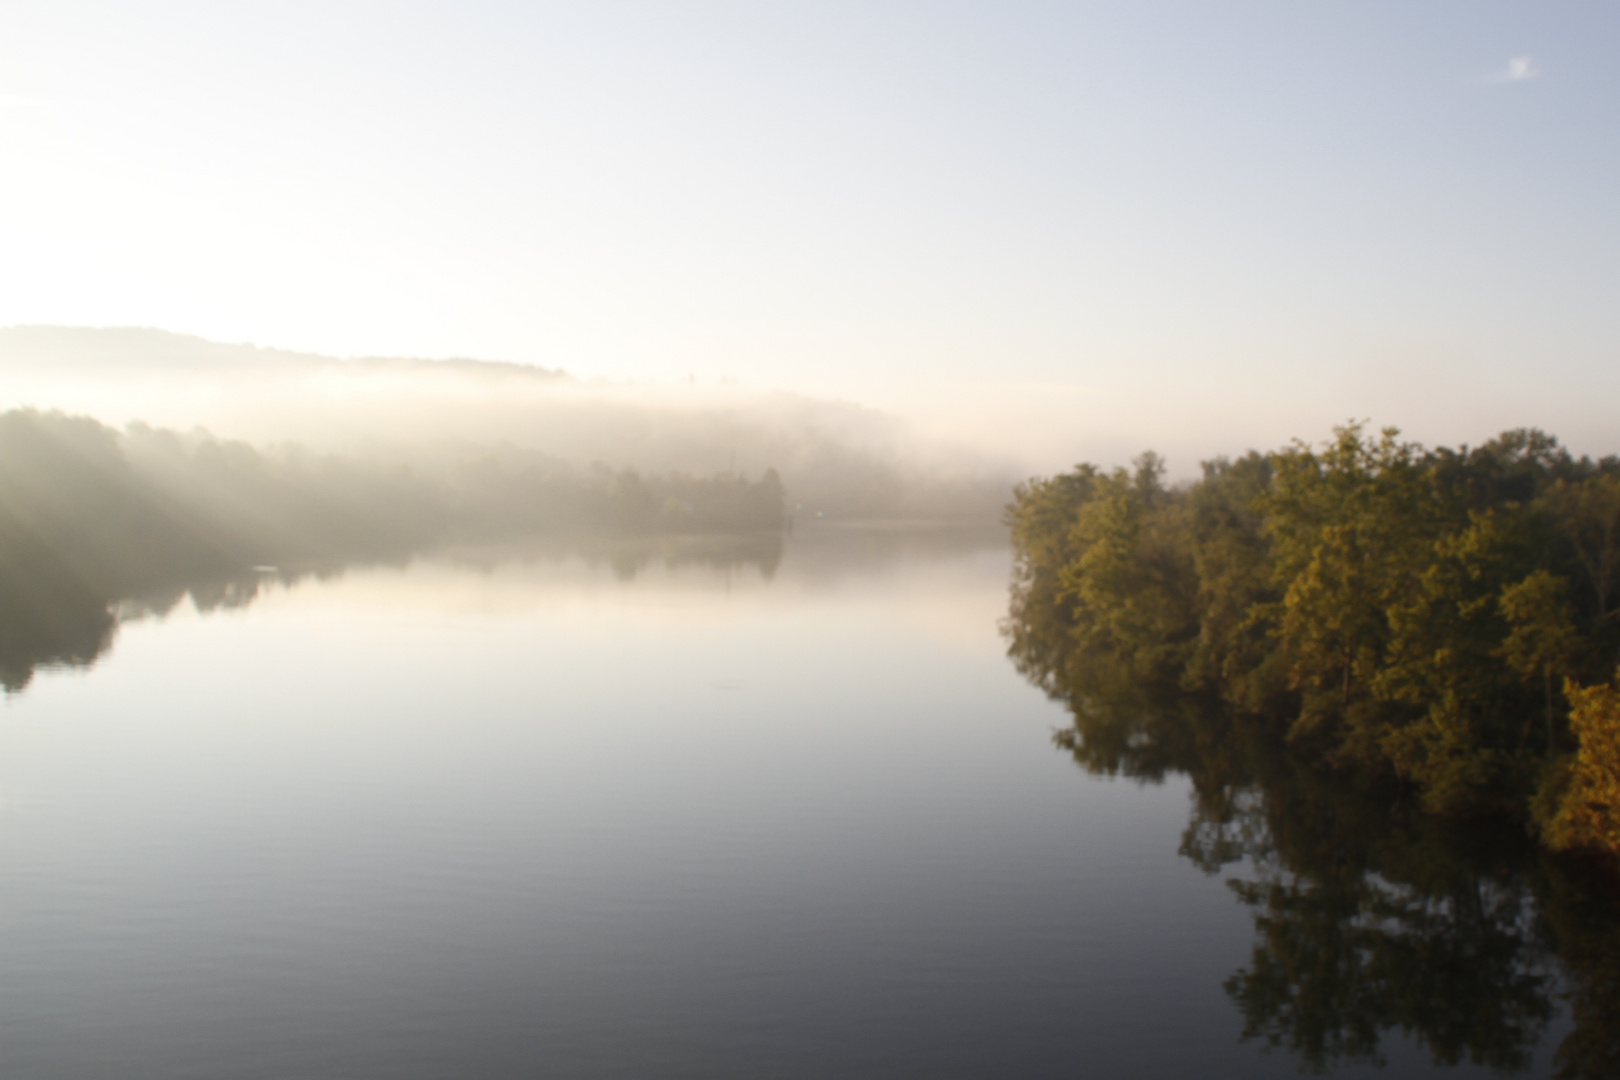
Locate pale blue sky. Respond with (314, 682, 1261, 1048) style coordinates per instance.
(1, 2, 1616, 466)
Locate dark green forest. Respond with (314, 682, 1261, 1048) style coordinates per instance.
(1005, 424, 1620, 855)
(0, 407, 786, 690)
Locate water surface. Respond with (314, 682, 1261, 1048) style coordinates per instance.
(0, 531, 1591, 1077)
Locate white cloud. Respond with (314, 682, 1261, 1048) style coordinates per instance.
(1487, 55, 1539, 83)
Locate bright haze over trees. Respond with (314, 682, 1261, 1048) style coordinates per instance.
(2, 3, 1619, 473)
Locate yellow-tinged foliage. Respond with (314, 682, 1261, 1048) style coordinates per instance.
(1546, 673, 1620, 855)
(1006, 424, 1620, 1075)
(1007, 423, 1620, 837)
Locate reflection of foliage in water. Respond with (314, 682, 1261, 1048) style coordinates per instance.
(0, 574, 115, 692)
(0, 535, 784, 694)
(1008, 588, 1620, 1076)
(0, 407, 786, 692)
(1192, 747, 1556, 1074)
(0, 563, 336, 692)
(1539, 857, 1620, 1079)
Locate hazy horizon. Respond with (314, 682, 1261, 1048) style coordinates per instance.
(4, 322, 1616, 483)
(5, 3, 1620, 474)
(3, 8, 1619, 1076)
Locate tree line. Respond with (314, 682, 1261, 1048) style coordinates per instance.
(1005, 423, 1620, 855)
(0, 407, 787, 690)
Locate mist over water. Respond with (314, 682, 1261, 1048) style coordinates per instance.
(1, 325, 1617, 1077)
(6, 5, 1620, 1075)
(0, 327, 1015, 520)
(0, 533, 1576, 1079)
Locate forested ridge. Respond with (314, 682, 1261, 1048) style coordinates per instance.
(0, 406, 786, 569)
(1005, 424, 1620, 855)
(0, 407, 786, 689)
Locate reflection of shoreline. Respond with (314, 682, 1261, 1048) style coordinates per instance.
(1005, 598, 1620, 1078)
(432, 531, 789, 583)
(0, 534, 784, 694)
(2, 523, 1011, 695)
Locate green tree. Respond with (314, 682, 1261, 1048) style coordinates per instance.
(1498, 569, 1579, 758)
(1259, 425, 1438, 762)
(1055, 455, 1197, 684)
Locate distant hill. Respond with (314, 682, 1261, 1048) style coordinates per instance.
(0, 325, 1016, 525)
(0, 325, 570, 381)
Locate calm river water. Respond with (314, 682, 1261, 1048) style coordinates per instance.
(0, 529, 1590, 1078)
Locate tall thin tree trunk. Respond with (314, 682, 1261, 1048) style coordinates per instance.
(1545, 665, 1556, 760)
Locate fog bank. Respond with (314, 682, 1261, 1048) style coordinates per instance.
(0, 327, 1015, 522)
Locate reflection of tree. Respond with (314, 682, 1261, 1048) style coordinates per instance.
(0, 564, 283, 692)
(0, 408, 790, 692)
(0, 534, 788, 693)
(0, 574, 115, 692)
(595, 534, 783, 583)
(1198, 772, 1556, 1074)
(1537, 857, 1620, 1080)
(1225, 872, 1551, 1073)
(1006, 590, 1620, 1077)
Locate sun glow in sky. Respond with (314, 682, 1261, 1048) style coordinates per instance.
(2, 2, 1617, 469)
